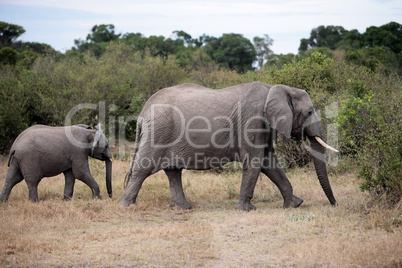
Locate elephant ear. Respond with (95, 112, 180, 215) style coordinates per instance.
(91, 123, 102, 156)
(77, 124, 92, 129)
(264, 85, 294, 140)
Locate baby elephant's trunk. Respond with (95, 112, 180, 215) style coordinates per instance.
(105, 158, 112, 198)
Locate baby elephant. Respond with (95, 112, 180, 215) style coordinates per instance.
(0, 124, 112, 202)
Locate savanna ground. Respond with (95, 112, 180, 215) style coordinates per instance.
(0, 156, 401, 267)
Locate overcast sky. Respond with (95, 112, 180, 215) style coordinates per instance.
(1, 0, 401, 54)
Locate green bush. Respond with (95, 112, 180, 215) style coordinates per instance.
(0, 67, 30, 151)
(337, 68, 401, 204)
(299, 47, 334, 59)
(0, 47, 18, 65)
(0, 42, 186, 150)
(18, 50, 39, 68)
(345, 46, 400, 73)
(182, 49, 240, 88)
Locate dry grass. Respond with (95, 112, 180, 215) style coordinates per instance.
(0, 156, 401, 267)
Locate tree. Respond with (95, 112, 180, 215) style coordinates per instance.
(0, 21, 25, 48)
(193, 34, 216, 48)
(147, 36, 184, 56)
(299, 38, 310, 52)
(363, 22, 402, 54)
(71, 38, 107, 57)
(121, 31, 187, 57)
(86, 24, 121, 43)
(253, 34, 274, 69)
(203, 33, 256, 72)
(121, 32, 143, 49)
(70, 24, 121, 57)
(299, 25, 347, 51)
(334, 29, 362, 50)
(297, 22, 402, 73)
(173, 30, 193, 46)
(311, 25, 347, 49)
(18, 42, 53, 54)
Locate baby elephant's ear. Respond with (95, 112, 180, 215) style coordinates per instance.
(91, 125, 102, 156)
(77, 124, 92, 129)
(264, 85, 294, 140)
(94, 123, 101, 132)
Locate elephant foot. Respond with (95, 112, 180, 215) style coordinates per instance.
(235, 201, 257, 211)
(0, 195, 8, 203)
(63, 192, 73, 201)
(283, 196, 304, 208)
(118, 198, 135, 207)
(170, 200, 193, 210)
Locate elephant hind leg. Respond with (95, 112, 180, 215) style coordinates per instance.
(0, 165, 24, 202)
(235, 167, 260, 211)
(63, 169, 75, 200)
(25, 179, 40, 202)
(118, 166, 155, 207)
(19, 165, 42, 202)
(165, 169, 193, 210)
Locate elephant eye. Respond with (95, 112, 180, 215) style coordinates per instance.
(307, 109, 313, 116)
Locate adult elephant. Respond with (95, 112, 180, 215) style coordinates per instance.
(0, 124, 112, 202)
(119, 82, 338, 210)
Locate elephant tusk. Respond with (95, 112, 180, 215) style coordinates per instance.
(109, 157, 113, 162)
(314, 136, 339, 153)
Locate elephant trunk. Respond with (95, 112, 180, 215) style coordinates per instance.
(105, 158, 112, 198)
(308, 136, 338, 206)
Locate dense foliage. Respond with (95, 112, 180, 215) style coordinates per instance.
(297, 22, 402, 73)
(0, 21, 401, 205)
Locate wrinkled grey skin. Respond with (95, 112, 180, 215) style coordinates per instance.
(0, 124, 112, 202)
(119, 82, 337, 210)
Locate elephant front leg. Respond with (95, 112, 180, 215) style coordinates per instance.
(165, 169, 193, 210)
(235, 168, 260, 211)
(261, 153, 303, 208)
(73, 165, 101, 199)
(63, 169, 75, 200)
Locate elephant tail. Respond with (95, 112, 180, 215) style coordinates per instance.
(7, 150, 15, 167)
(124, 120, 142, 189)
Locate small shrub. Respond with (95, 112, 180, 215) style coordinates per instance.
(291, 214, 315, 222)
